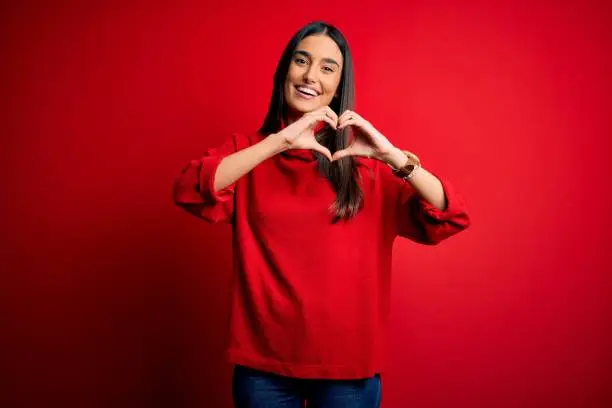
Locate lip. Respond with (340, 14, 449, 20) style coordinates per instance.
(295, 84, 321, 97)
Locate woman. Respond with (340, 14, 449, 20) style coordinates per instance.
(173, 21, 470, 408)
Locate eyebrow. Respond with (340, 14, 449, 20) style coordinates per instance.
(293, 50, 340, 67)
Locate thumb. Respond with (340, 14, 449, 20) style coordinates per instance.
(311, 143, 333, 161)
(331, 149, 352, 161)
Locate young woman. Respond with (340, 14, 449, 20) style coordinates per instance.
(173, 21, 470, 408)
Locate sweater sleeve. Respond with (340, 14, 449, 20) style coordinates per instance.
(172, 133, 247, 224)
(387, 166, 471, 245)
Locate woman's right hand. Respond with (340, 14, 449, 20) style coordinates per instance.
(274, 106, 338, 161)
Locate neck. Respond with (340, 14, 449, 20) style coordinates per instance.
(284, 108, 301, 126)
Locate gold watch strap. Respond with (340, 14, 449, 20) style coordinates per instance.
(389, 150, 421, 180)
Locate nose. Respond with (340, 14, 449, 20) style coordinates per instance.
(303, 65, 317, 83)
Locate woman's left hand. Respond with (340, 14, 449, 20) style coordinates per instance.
(331, 110, 396, 162)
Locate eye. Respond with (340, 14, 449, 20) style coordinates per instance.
(322, 66, 335, 73)
(294, 57, 308, 65)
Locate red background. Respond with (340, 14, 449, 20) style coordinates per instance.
(3, 1, 611, 407)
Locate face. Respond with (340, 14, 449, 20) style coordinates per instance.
(283, 34, 343, 118)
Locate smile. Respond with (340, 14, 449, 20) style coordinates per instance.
(295, 85, 320, 99)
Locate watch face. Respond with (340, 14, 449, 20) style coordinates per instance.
(402, 165, 415, 175)
(400, 165, 416, 180)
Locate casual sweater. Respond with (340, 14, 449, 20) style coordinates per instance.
(173, 130, 470, 379)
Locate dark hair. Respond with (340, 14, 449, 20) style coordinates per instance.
(259, 21, 363, 223)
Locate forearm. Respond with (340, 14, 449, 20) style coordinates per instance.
(213, 133, 286, 192)
(381, 147, 447, 211)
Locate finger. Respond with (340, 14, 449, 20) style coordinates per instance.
(298, 113, 330, 130)
(340, 111, 368, 128)
(333, 148, 375, 161)
(337, 110, 349, 124)
(338, 109, 357, 122)
(323, 106, 339, 128)
(310, 113, 336, 129)
(311, 106, 337, 129)
(350, 111, 364, 121)
(312, 106, 337, 121)
(338, 117, 358, 129)
(311, 143, 333, 161)
(338, 112, 359, 128)
(339, 109, 351, 118)
(331, 148, 353, 161)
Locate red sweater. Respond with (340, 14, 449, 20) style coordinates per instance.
(173, 131, 470, 379)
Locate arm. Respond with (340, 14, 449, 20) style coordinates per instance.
(174, 108, 336, 223)
(379, 151, 471, 245)
(173, 132, 286, 223)
(381, 146, 447, 211)
(212, 133, 285, 192)
(326, 109, 469, 243)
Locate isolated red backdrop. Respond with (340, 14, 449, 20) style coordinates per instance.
(3, 1, 611, 407)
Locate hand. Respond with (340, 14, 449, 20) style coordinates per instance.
(331, 110, 396, 162)
(274, 106, 338, 161)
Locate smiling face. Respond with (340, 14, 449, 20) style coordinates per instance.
(283, 34, 343, 122)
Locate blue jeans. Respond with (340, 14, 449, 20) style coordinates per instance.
(232, 364, 382, 408)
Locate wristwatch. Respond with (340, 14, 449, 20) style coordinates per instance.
(389, 150, 421, 181)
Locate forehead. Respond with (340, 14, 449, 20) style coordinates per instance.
(295, 35, 343, 64)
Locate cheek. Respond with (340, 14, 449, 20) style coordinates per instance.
(323, 77, 341, 97)
(286, 64, 301, 82)
(284, 74, 297, 95)
(284, 68, 300, 93)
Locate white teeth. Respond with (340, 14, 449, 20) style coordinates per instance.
(297, 86, 318, 96)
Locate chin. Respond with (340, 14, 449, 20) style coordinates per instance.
(287, 100, 318, 114)
(292, 96, 332, 111)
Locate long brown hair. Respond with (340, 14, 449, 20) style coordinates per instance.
(259, 21, 363, 223)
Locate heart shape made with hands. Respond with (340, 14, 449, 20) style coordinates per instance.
(329, 110, 395, 162)
(282, 107, 396, 162)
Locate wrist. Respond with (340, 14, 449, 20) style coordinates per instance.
(265, 132, 289, 155)
(383, 147, 422, 181)
(380, 147, 410, 169)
